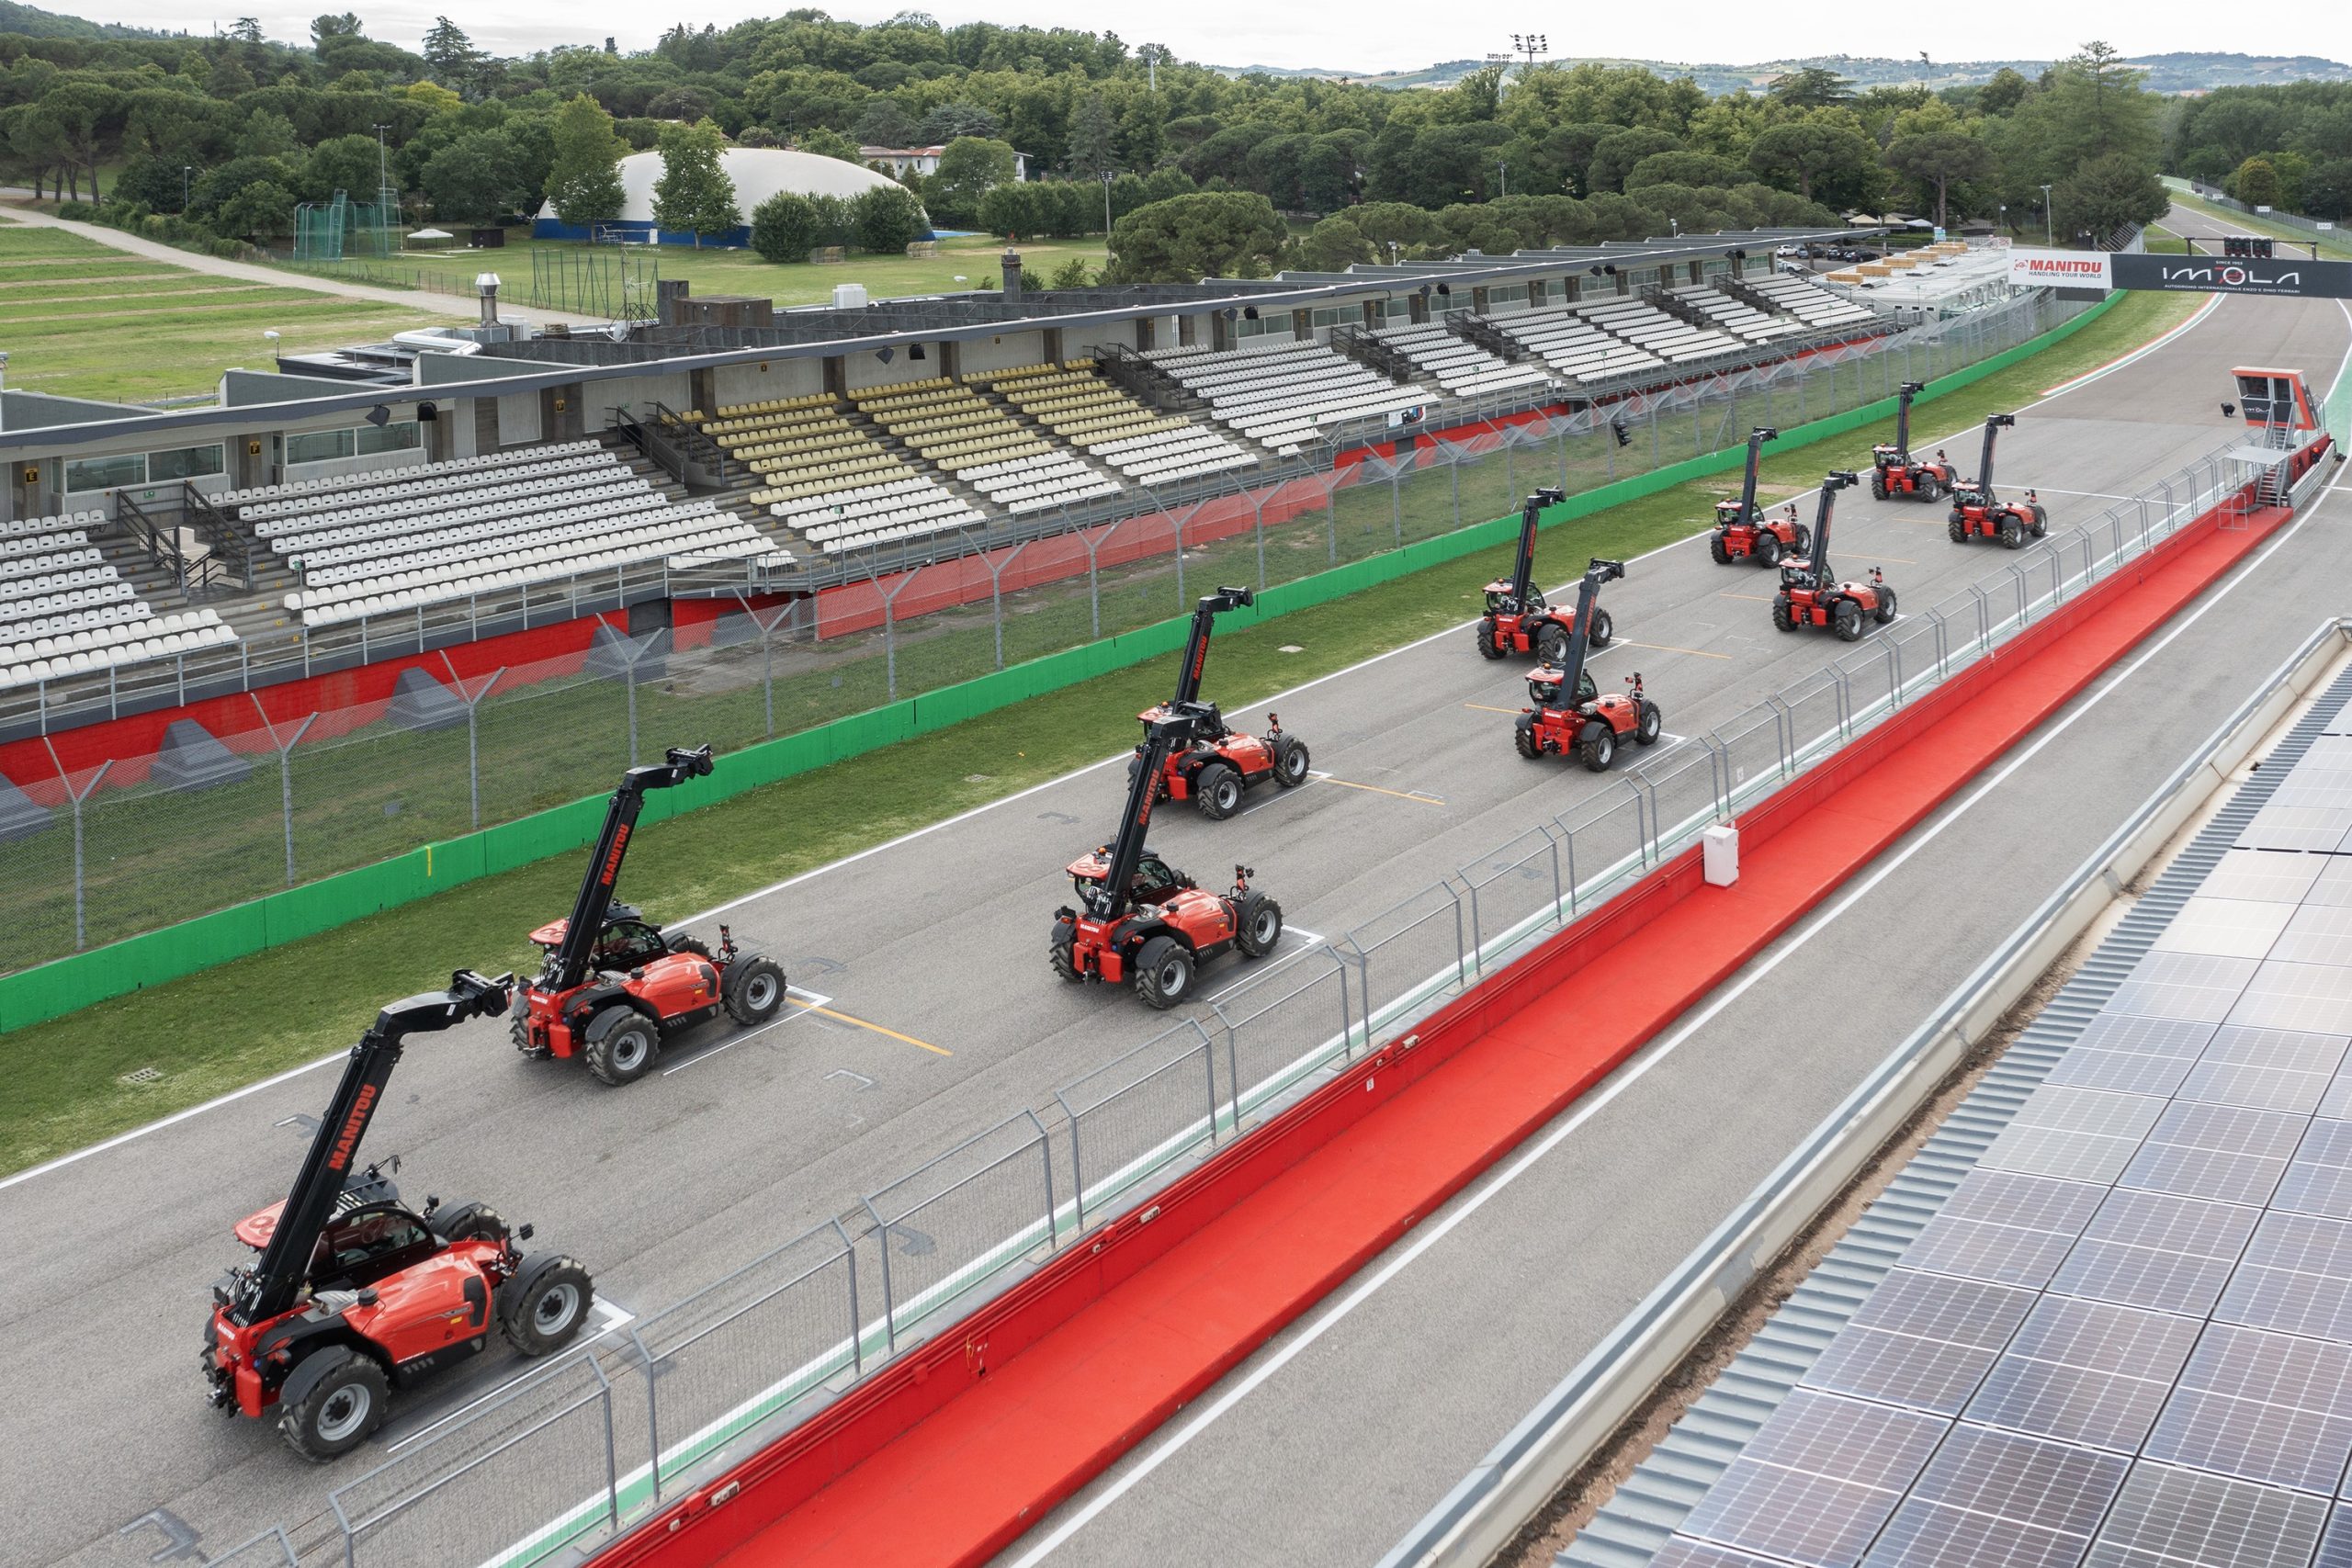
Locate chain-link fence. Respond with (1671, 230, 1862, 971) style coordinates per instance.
(229, 437, 2267, 1568)
(0, 293, 2094, 975)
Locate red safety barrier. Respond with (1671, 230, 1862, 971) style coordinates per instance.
(596, 490, 2288, 1568)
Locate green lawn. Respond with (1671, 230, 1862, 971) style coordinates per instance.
(2156, 180, 2350, 261)
(0, 219, 435, 403)
(0, 288, 2199, 1176)
(276, 231, 1113, 313)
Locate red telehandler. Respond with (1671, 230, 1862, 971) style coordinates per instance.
(205, 970, 595, 1461)
(510, 746, 786, 1085)
(1947, 414, 2047, 547)
(1476, 488, 1616, 661)
(1870, 381, 1956, 501)
(1773, 472, 1898, 641)
(1709, 427, 1809, 566)
(1134, 585, 1311, 819)
(1515, 558, 1661, 770)
(1054, 714, 1284, 1008)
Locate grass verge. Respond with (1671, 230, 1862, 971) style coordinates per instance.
(0, 288, 2200, 1176)
(2156, 185, 2350, 262)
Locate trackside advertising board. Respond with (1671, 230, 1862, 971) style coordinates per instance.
(2009, 250, 2112, 289)
(2110, 253, 2352, 299)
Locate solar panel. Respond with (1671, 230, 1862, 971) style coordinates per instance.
(2154, 897, 2299, 960)
(1979, 1088, 2170, 1185)
(1679, 1389, 1949, 1567)
(2237, 805, 2352, 852)
(2177, 1025, 2350, 1116)
(2216, 1210, 2352, 1345)
(2144, 1324, 2352, 1494)
(1901, 1171, 2109, 1289)
(2046, 1187, 2258, 1315)
(2276, 1120, 2352, 1219)
(1652, 1540, 1792, 1568)
(2312, 1504, 2352, 1568)
(2079, 1462, 2327, 1568)
(2230, 964, 2352, 1037)
(2104, 952, 2261, 1026)
(2199, 850, 2324, 907)
(2070, 1014, 2225, 1057)
(1963, 1297, 2200, 1451)
(2120, 1100, 2310, 1208)
(2304, 861, 2352, 909)
(1802, 1269, 2036, 1415)
(2270, 905, 2352, 966)
(1861, 1424, 2128, 1568)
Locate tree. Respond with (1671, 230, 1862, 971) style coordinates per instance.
(1883, 130, 1992, 228)
(1623, 150, 1747, 192)
(1104, 190, 1286, 283)
(1586, 128, 1680, 194)
(2303, 158, 2352, 222)
(1297, 213, 1374, 270)
(228, 16, 266, 41)
(1048, 254, 1093, 288)
(918, 100, 998, 143)
(2229, 155, 2280, 210)
(926, 135, 1016, 226)
(422, 17, 486, 95)
(115, 154, 193, 212)
(854, 97, 919, 148)
(646, 87, 713, 123)
(206, 55, 255, 99)
(215, 177, 294, 239)
(978, 180, 1039, 238)
(797, 127, 863, 163)
(1770, 66, 1854, 108)
(651, 117, 739, 243)
(1747, 120, 1878, 208)
(852, 183, 927, 252)
(308, 13, 360, 51)
(749, 190, 820, 261)
(421, 130, 524, 223)
(545, 93, 628, 229)
(2051, 152, 2166, 243)
(1068, 89, 1114, 179)
(238, 109, 301, 158)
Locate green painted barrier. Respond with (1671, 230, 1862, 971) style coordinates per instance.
(0, 295, 2116, 1033)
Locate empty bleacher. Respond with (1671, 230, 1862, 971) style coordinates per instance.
(1741, 273, 1880, 332)
(0, 508, 239, 689)
(695, 393, 982, 553)
(852, 378, 1120, 517)
(1577, 298, 1746, 365)
(1485, 308, 1666, 384)
(1372, 324, 1555, 399)
(1664, 285, 1806, 344)
(251, 442, 782, 629)
(986, 362, 1258, 488)
(1145, 342, 1434, 457)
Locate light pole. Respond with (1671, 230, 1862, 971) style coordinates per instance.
(181, 164, 193, 211)
(1388, 240, 1400, 265)
(1998, 202, 2007, 235)
(374, 123, 393, 217)
(1101, 168, 1113, 238)
(1497, 160, 1509, 198)
(2040, 184, 2053, 246)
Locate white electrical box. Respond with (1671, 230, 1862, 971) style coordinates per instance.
(1702, 823, 1739, 887)
(832, 283, 869, 309)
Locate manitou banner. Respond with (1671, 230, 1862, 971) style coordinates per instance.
(2009, 249, 2112, 288)
(2110, 253, 2352, 299)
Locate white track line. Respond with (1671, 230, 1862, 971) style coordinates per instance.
(659, 987, 830, 1076)
(384, 1299, 637, 1453)
(0, 300, 2255, 1193)
(1003, 299, 2352, 1565)
(1204, 931, 1328, 1005)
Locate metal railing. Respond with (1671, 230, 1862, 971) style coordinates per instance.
(228, 434, 2255, 1566)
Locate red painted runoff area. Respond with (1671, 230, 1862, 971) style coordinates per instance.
(596, 493, 2289, 1568)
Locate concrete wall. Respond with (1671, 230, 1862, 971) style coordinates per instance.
(843, 355, 942, 392)
(494, 390, 543, 446)
(956, 331, 1046, 376)
(711, 357, 826, 408)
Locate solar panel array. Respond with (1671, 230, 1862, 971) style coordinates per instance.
(1649, 726, 2352, 1568)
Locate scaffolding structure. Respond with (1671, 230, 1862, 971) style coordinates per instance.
(526, 243, 662, 322)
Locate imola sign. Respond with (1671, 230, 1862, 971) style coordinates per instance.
(2110, 252, 2352, 299)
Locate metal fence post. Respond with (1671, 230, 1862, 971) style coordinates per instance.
(44, 739, 110, 952)
(247, 698, 320, 887)
(437, 659, 504, 829)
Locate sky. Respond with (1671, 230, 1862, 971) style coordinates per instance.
(144, 1, 2352, 78)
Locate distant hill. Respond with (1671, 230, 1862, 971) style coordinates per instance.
(0, 0, 173, 37)
(1213, 51, 2352, 96)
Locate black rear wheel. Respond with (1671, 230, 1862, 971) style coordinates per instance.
(1870, 470, 1888, 500)
(1755, 534, 1781, 568)
(1834, 600, 1864, 642)
(1588, 608, 1614, 649)
(1536, 621, 1570, 665)
(1272, 734, 1311, 787)
(1515, 713, 1543, 758)
(2000, 518, 2024, 549)
(1578, 721, 1616, 773)
(1771, 593, 1798, 632)
(1049, 922, 1081, 982)
(1874, 585, 1898, 625)
(501, 1255, 594, 1356)
(721, 955, 786, 1024)
(664, 932, 712, 959)
(1636, 701, 1662, 745)
(1235, 893, 1284, 958)
(278, 1349, 389, 1463)
(1948, 517, 1967, 544)
(1793, 526, 1812, 556)
(1131, 935, 1194, 1010)
(2030, 503, 2048, 537)
(1709, 532, 1732, 564)
(583, 1007, 659, 1087)
(1194, 761, 1242, 820)
(430, 1201, 509, 1246)
(1474, 616, 1504, 660)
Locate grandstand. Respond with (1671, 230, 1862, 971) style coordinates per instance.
(0, 222, 1900, 727)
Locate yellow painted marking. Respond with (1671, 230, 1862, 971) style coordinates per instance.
(1617, 638, 1732, 662)
(794, 999, 953, 1056)
(1718, 591, 1774, 602)
(1317, 774, 1447, 807)
(1463, 701, 1523, 715)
